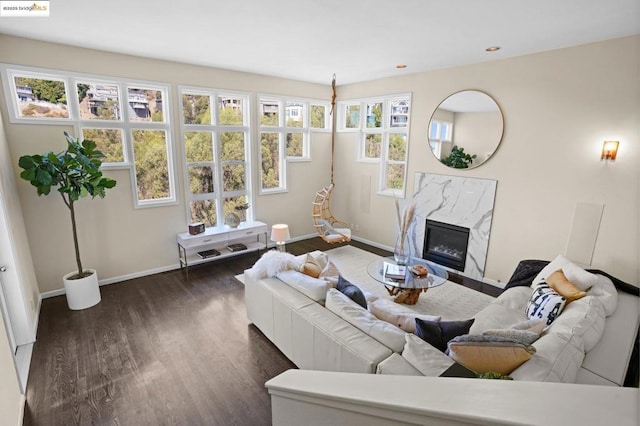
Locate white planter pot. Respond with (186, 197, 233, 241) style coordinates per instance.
(63, 269, 101, 310)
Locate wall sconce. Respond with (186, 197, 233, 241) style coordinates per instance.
(601, 141, 619, 161)
(270, 224, 290, 252)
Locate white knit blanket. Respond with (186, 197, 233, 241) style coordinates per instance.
(325, 245, 495, 321)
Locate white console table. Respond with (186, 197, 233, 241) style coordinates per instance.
(177, 221, 268, 277)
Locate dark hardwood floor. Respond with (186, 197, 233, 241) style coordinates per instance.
(23, 238, 382, 425)
(27, 237, 513, 425)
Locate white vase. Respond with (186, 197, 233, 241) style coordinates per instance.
(63, 269, 101, 310)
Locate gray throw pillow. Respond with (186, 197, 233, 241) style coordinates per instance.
(336, 275, 367, 309)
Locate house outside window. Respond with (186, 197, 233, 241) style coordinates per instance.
(1, 65, 176, 208)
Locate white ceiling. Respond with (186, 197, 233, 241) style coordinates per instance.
(0, 0, 639, 85)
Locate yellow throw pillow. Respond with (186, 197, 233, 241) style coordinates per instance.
(447, 337, 536, 375)
(299, 254, 323, 278)
(546, 270, 587, 303)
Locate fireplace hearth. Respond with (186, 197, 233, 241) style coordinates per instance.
(422, 220, 470, 272)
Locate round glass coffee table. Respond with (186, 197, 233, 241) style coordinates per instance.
(367, 257, 449, 305)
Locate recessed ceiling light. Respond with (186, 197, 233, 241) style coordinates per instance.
(396, 64, 407, 69)
(485, 46, 501, 52)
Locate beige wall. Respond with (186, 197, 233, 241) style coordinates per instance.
(0, 35, 331, 293)
(0, 34, 638, 292)
(452, 111, 503, 163)
(334, 35, 639, 285)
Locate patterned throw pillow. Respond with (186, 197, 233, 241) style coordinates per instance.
(526, 284, 566, 326)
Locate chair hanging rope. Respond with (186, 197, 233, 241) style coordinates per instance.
(312, 74, 351, 243)
(330, 73, 336, 185)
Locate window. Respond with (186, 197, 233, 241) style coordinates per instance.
(8, 71, 70, 121)
(1, 65, 175, 208)
(340, 94, 411, 195)
(428, 119, 452, 159)
(76, 79, 173, 207)
(179, 87, 251, 227)
(258, 95, 329, 193)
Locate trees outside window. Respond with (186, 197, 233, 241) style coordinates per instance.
(340, 94, 412, 196)
(180, 88, 250, 226)
(258, 95, 329, 193)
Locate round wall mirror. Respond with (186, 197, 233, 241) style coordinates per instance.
(428, 90, 504, 169)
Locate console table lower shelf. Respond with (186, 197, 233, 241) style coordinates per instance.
(177, 221, 268, 278)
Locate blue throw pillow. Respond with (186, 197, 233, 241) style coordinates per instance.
(414, 317, 475, 352)
(336, 275, 367, 309)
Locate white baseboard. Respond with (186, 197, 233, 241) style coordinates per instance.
(40, 263, 181, 299)
(351, 235, 393, 252)
(18, 393, 26, 426)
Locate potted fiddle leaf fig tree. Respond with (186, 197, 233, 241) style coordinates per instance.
(18, 132, 116, 310)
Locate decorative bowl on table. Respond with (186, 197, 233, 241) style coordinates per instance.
(410, 265, 429, 277)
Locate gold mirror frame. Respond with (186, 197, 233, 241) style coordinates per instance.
(428, 90, 504, 169)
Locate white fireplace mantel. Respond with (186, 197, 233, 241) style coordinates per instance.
(410, 172, 497, 279)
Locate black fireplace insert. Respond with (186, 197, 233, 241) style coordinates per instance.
(422, 219, 470, 272)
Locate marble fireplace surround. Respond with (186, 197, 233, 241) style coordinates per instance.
(409, 173, 497, 280)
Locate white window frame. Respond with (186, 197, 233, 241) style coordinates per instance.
(2, 67, 73, 124)
(338, 93, 412, 197)
(257, 94, 329, 195)
(309, 102, 331, 131)
(0, 64, 177, 208)
(178, 85, 253, 227)
(428, 119, 453, 159)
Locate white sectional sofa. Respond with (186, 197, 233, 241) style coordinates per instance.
(244, 249, 639, 386)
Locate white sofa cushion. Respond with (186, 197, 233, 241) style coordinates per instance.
(277, 270, 330, 303)
(325, 288, 406, 353)
(376, 353, 422, 376)
(469, 288, 530, 334)
(491, 286, 533, 311)
(401, 334, 454, 376)
(548, 295, 606, 351)
(580, 291, 640, 386)
(587, 274, 618, 316)
(296, 302, 392, 373)
(510, 332, 585, 383)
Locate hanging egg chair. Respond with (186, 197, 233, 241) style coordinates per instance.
(312, 75, 351, 243)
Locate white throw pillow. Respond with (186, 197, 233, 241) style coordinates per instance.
(532, 254, 572, 287)
(325, 288, 406, 352)
(251, 250, 301, 278)
(562, 262, 598, 291)
(369, 299, 440, 333)
(532, 254, 599, 292)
